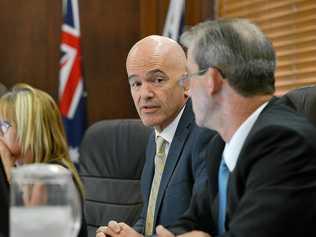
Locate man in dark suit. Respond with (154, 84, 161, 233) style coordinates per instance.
(155, 19, 316, 237)
(96, 35, 215, 237)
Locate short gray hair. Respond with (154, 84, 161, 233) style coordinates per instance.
(180, 18, 276, 97)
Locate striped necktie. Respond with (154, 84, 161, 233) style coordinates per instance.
(145, 136, 167, 235)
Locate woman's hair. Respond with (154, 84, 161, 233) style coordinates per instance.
(0, 83, 84, 196)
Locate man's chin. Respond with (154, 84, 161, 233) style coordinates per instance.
(140, 119, 158, 128)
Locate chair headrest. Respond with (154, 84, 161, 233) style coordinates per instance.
(280, 86, 316, 126)
(79, 119, 152, 179)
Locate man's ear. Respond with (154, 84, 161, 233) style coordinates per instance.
(206, 68, 223, 95)
(184, 84, 190, 98)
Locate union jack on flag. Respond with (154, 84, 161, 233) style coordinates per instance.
(59, 0, 86, 163)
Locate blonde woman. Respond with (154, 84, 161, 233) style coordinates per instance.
(0, 83, 87, 237)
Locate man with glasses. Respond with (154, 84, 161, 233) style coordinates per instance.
(96, 35, 215, 237)
(155, 19, 316, 237)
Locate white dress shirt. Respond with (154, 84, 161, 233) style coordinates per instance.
(155, 104, 186, 157)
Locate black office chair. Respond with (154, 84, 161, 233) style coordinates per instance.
(79, 119, 151, 237)
(279, 86, 316, 126)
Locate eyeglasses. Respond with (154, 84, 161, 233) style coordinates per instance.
(178, 69, 208, 87)
(0, 121, 11, 136)
(178, 66, 226, 87)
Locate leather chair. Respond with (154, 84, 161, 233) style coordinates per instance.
(279, 86, 316, 126)
(79, 119, 151, 237)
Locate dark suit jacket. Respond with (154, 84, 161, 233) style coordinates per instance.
(133, 100, 216, 234)
(169, 97, 316, 237)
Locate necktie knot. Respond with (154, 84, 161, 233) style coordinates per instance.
(220, 159, 229, 174)
(156, 136, 167, 158)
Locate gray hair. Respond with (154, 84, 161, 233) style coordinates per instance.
(180, 18, 276, 97)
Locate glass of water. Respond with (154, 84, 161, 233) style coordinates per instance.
(10, 164, 81, 237)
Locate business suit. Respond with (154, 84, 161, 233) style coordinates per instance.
(170, 97, 316, 236)
(133, 100, 216, 234)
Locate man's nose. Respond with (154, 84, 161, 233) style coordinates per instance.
(140, 83, 155, 99)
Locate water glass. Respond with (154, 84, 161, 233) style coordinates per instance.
(10, 164, 81, 237)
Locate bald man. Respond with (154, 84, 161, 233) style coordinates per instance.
(96, 36, 215, 237)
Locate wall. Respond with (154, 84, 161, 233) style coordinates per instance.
(0, 0, 213, 125)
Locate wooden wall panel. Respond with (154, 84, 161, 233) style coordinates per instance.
(0, 0, 213, 125)
(79, 0, 139, 122)
(0, 0, 61, 95)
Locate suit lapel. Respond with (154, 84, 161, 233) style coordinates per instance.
(206, 135, 225, 221)
(154, 101, 194, 224)
(225, 98, 278, 227)
(233, 97, 278, 170)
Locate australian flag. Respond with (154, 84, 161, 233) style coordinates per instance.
(59, 0, 86, 163)
(163, 0, 185, 41)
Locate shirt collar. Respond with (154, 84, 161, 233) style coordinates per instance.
(223, 102, 268, 171)
(155, 104, 186, 145)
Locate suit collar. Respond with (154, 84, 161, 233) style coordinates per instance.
(240, 96, 278, 147)
(229, 96, 279, 175)
(224, 101, 268, 171)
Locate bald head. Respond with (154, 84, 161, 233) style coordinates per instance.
(126, 35, 187, 78)
(126, 35, 188, 131)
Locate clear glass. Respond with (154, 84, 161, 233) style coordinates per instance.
(10, 164, 81, 237)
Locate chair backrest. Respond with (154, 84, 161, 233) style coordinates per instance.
(79, 119, 151, 237)
(279, 86, 316, 126)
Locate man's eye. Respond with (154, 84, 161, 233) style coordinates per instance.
(130, 81, 141, 88)
(153, 78, 164, 84)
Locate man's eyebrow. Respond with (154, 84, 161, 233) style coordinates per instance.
(128, 69, 168, 82)
(128, 75, 138, 81)
(146, 69, 167, 77)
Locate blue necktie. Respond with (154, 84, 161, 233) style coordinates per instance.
(218, 158, 229, 235)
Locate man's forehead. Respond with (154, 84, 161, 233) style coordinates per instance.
(126, 48, 186, 80)
(127, 52, 169, 73)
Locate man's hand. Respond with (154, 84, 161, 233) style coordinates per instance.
(156, 225, 175, 237)
(96, 220, 143, 237)
(178, 231, 211, 237)
(156, 225, 211, 237)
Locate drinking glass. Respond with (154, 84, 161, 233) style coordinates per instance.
(10, 164, 81, 237)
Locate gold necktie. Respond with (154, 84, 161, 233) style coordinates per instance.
(145, 136, 167, 235)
